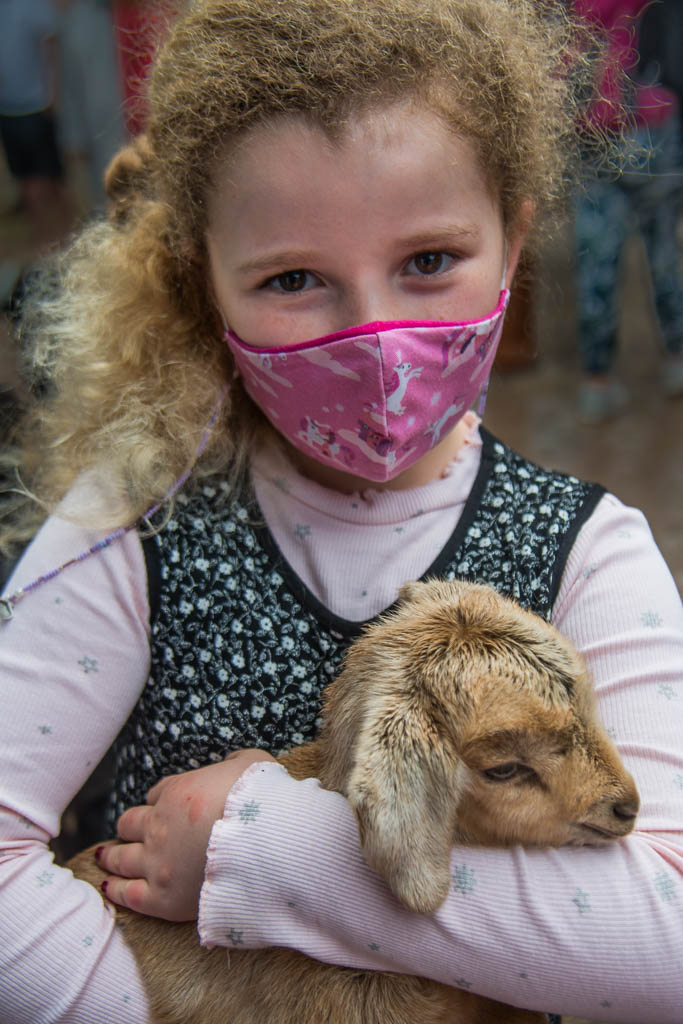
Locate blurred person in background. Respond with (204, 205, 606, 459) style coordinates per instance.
(574, 0, 683, 424)
(56, 0, 127, 212)
(638, 0, 683, 130)
(114, 0, 176, 137)
(0, 0, 68, 241)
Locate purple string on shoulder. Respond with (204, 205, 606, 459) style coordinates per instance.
(0, 386, 229, 622)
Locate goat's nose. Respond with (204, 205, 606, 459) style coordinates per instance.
(612, 800, 639, 822)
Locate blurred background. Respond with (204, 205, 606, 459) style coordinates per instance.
(0, 5, 681, 1022)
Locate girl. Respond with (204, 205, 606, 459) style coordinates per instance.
(1, 1, 681, 1021)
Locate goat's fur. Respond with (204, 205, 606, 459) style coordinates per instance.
(69, 579, 640, 1024)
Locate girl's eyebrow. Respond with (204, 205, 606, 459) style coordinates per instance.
(235, 225, 481, 278)
(236, 250, 321, 278)
(394, 224, 481, 250)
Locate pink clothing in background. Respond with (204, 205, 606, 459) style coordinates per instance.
(575, 0, 678, 128)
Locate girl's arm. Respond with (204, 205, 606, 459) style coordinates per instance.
(0, 510, 154, 1022)
(199, 493, 683, 1023)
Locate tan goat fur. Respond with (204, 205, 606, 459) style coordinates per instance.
(69, 579, 640, 1024)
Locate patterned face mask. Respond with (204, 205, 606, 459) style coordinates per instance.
(224, 289, 510, 483)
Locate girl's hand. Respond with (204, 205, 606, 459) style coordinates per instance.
(96, 749, 276, 921)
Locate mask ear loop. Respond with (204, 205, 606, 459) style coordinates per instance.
(476, 242, 510, 417)
(0, 384, 230, 622)
(479, 260, 509, 419)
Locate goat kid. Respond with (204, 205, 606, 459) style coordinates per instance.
(69, 578, 640, 1024)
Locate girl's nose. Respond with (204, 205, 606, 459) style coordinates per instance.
(342, 282, 395, 329)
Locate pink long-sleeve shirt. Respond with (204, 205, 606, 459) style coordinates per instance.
(575, 0, 678, 129)
(1, 418, 682, 1022)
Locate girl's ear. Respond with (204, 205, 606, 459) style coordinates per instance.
(504, 198, 535, 289)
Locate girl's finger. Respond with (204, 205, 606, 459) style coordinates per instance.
(101, 875, 151, 915)
(96, 840, 147, 880)
(116, 803, 151, 841)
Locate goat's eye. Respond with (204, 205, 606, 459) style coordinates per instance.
(482, 762, 528, 781)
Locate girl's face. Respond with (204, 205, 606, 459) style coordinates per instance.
(206, 101, 525, 347)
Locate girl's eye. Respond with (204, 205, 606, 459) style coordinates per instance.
(406, 251, 454, 276)
(264, 270, 315, 293)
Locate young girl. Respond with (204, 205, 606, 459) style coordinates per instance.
(1, 1, 681, 1021)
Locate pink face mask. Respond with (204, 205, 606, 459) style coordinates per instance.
(224, 289, 510, 483)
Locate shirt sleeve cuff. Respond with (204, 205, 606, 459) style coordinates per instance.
(196, 759, 390, 964)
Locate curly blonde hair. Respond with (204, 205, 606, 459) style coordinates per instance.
(2, 0, 602, 551)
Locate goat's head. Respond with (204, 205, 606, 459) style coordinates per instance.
(319, 579, 640, 914)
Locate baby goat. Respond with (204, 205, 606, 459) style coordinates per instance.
(69, 578, 640, 1024)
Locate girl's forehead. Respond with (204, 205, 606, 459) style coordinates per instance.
(209, 102, 499, 212)
(223, 101, 467, 163)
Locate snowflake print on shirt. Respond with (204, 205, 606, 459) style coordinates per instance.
(452, 864, 477, 895)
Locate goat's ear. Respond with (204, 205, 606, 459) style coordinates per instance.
(345, 701, 464, 914)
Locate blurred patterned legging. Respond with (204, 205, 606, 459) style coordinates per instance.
(575, 117, 683, 375)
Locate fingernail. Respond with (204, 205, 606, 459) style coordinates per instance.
(94, 845, 104, 861)
(100, 880, 108, 894)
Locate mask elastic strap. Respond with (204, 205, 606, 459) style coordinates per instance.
(500, 238, 508, 291)
(478, 252, 510, 417)
(0, 384, 230, 622)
